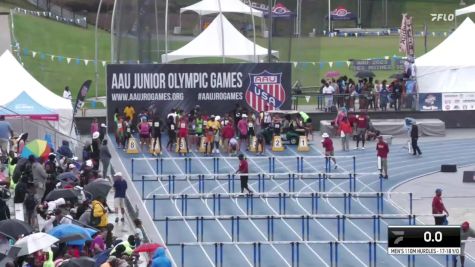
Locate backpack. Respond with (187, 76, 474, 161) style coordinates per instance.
(89, 204, 102, 226)
(24, 193, 37, 211)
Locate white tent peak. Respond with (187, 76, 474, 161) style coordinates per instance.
(415, 18, 475, 93)
(0, 50, 75, 143)
(181, 0, 263, 17)
(455, 3, 475, 16)
(162, 13, 278, 63)
(416, 17, 475, 67)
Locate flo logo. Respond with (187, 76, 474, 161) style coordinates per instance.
(430, 13, 455, 22)
(245, 70, 286, 112)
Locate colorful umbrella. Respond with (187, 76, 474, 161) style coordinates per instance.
(21, 139, 51, 159)
(133, 243, 164, 253)
(325, 71, 341, 78)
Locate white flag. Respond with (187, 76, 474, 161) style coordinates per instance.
(66, 57, 71, 64)
(32, 51, 37, 58)
(328, 62, 333, 68)
(305, 96, 311, 103)
(50, 55, 54, 61)
(293, 62, 298, 68)
(84, 59, 89, 66)
(102, 61, 107, 67)
(346, 61, 351, 67)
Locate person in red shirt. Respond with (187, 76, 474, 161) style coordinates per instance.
(221, 123, 235, 153)
(236, 154, 252, 194)
(354, 113, 369, 150)
(338, 117, 353, 151)
(177, 114, 188, 155)
(432, 188, 449, 225)
(321, 133, 338, 169)
(376, 136, 389, 179)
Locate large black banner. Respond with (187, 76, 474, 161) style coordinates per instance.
(107, 63, 291, 127)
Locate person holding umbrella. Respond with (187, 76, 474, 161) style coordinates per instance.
(152, 247, 172, 267)
(235, 154, 252, 194)
(91, 196, 108, 229)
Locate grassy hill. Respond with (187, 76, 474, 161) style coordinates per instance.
(3, 0, 462, 99)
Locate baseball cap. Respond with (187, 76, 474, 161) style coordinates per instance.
(462, 221, 470, 230)
(322, 133, 329, 138)
(435, 188, 443, 193)
(113, 172, 122, 177)
(92, 131, 100, 139)
(242, 114, 248, 118)
(68, 163, 76, 169)
(85, 160, 93, 167)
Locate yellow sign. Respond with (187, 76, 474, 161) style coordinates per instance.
(126, 137, 139, 154)
(297, 136, 310, 152)
(176, 137, 188, 154)
(249, 136, 263, 153)
(272, 135, 284, 152)
(149, 138, 161, 154)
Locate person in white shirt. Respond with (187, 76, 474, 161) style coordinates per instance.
(63, 86, 72, 100)
(322, 82, 335, 112)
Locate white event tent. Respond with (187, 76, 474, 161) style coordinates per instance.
(455, 3, 475, 16)
(162, 13, 278, 63)
(415, 18, 475, 93)
(0, 50, 76, 147)
(180, 0, 263, 17)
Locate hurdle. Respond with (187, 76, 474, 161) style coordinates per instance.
(147, 191, 414, 217)
(170, 240, 388, 267)
(134, 171, 380, 198)
(158, 213, 413, 244)
(129, 155, 358, 179)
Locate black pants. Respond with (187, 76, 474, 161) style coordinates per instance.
(434, 215, 446, 225)
(411, 138, 421, 155)
(240, 175, 251, 193)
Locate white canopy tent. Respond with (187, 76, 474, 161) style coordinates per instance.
(180, 0, 263, 17)
(415, 18, 475, 93)
(0, 50, 76, 147)
(455, 3, 475, 16)
(162, 14, 278, 63)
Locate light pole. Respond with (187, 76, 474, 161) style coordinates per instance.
(328, 0, 331, 34)
(94, 0, 103, 99)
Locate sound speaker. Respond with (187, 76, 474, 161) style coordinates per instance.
(441, 164, 457, 172)
(463, 171, 475, 183)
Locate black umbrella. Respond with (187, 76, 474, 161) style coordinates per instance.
(58, 172, 78, 183)
(389, 73, 404, 79)
(0, 219, 33, 239)
(84, 179, 112, 199)
(355, 71, 375, 78)
(45, 189, 79, 202)
(60, 256, 95, 267)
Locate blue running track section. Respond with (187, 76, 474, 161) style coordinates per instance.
(112, 134, 475, 267)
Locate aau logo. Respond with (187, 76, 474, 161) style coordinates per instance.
(245, 70, 286, 112)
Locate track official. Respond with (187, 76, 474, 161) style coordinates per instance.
(236, 154, 252, 194)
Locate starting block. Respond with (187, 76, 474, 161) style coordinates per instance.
(176, 137, 188, 154)
(199, 137, 207, 153)
(126, 137, 139, 154)
(249, 136, 263, 153)
(271, 135, 284, 152)
(297, 136, 310, 152)
(149, 138, 161, 155)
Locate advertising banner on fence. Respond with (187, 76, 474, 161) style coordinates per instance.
(442, 93, 475, 111)
(419, 93, 442, 111)
(107, 63, 291, 128)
